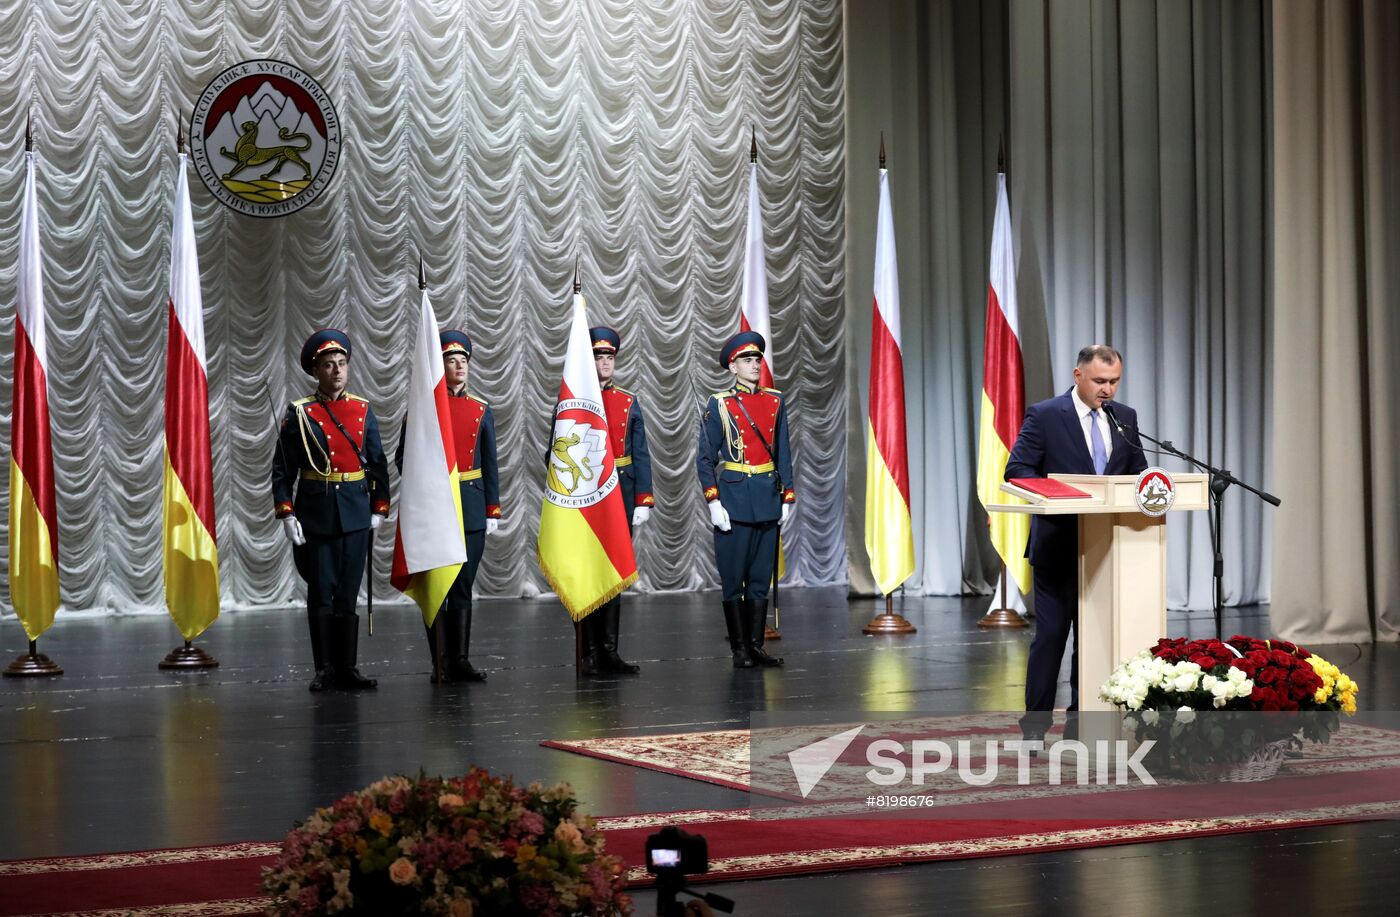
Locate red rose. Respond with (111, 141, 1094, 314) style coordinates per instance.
(1191, 654, 1217, 669)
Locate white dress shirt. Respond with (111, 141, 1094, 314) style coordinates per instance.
(1071, 388, 1113, 466)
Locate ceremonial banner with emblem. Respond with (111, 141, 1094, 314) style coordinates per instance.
(390, 287, 468, 626)
(975, 172, 1031, 597)
(8, 148, 61, 639)
(864, 166, 916, 595)
(537, 291, 637, 620)
(162, 152, 220, 639)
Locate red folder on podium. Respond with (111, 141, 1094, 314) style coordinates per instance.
(1007, 477, 1091, 499)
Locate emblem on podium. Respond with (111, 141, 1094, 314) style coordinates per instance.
(1134, 467, 1176, 517)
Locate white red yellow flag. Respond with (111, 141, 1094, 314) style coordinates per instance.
(975, 172, 1031, 597)
(162, 152, 220, 639)
(864, 167, 916, 595)
(390, 286, 468, 626)
(537, 290, 637, 620)
(740, 159, 776, 389)
(8, 148, 61, 639)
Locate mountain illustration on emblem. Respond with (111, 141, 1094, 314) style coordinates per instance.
(205, 81, 328, 200)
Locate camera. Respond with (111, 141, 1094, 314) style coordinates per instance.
(645, 827, 733, 916)
(646, 826, 708, 876)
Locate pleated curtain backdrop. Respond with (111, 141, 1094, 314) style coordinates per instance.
(0, 0, 847, 617)
(846, 0, 1273, 610)
(1270, 0, 1400, 644)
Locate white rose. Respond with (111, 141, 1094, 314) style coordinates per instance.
(1176, 706, 1197, 724)
(1142, 709, 1160, 726)
(1173, 672, 1200, 693)
(1202, 674, 1219, 691)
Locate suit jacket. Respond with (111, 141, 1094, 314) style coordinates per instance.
(1004, 389, 1149, 568)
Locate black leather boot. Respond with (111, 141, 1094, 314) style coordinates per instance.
(308, 616, 338, 692)
(308, 611, 325, 673)
(745, 599, 783, 667)
(723, 600, 754, 668)
(578, 614, 604, 677)
(600, 601, 640, 674)
(425, 607, 451, 683)
(452, 603, 487, 682)
(335, 616, 377, 690)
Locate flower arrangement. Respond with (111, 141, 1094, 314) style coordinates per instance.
(262, 768, 632, 916)
(1101, 635, 1359, 770)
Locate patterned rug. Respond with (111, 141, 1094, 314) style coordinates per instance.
(542, 715, 1400, 803)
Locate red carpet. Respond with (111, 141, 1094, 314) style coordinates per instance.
(8, 719, 1400, 914)
(5, 793, 1400, 914)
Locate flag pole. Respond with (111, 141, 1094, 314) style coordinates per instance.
(160, 112, 220, 669)
(861, 132, 916, 636)
(570, 261, 588, 677)
(749, 128, 783, 642)
(5, 113, 65, 678)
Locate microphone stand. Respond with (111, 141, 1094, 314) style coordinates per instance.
(1103, 405, 1280, 642)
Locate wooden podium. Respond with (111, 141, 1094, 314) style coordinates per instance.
(987, 473, 1208, 712)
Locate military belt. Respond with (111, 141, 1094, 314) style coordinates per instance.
(459, 468, 483, 481)
(720, 461, 775, 475)
(301, 469, 365, 483)
(614, 455, 633, 468)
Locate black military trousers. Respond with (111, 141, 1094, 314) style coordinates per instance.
(714, 520, 779, 603)
(295, 528, 370, 618)
(442, 528, 487, 610)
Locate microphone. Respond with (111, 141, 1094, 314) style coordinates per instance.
(1100, 401, 1146, 455)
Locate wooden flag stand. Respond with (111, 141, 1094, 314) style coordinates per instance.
(4, 639, 63, 677)
(158, 639, 219, 670)
(863, 590, 916, 635)
(977, 563, 1028, 629)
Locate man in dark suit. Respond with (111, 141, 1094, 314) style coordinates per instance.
(1004, 345, 1149, 737)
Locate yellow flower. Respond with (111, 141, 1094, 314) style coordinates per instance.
(514, 844, 537, 866)
(439, 793, 466, 810)
(369, 811, 394, 837)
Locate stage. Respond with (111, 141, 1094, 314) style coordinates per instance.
(2, 588, 1398, 915)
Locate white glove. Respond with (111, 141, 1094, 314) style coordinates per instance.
(632, 506, 651, 527)
(370, 513, 385, 530)
(281, 515, 306, 546)
(708, 501, 731, 532)
(486, 518, 500, 535)
(780, 503, 792, 528)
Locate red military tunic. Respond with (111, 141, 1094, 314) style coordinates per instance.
(601, 384, 654, 508)
(273, 393, 390, 517)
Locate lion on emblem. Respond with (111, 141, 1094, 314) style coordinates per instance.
(220, 121, 314, 181)
(547, 434, 594, 496)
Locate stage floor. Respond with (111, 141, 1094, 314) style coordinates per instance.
(3, 587, 1398, 915)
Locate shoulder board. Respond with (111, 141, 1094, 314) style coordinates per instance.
(610, 386, 635, 399)
(762, 387, 783, 396)
(292, 396, 314, 407)
(343, 393, 369, 404)
(466, 393, 489, 407)
(710, 390, 732, 400)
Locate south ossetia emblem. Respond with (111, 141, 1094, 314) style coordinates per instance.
(545, 411, 617, 509)
(1134, 467, 1177, 517)
(189, 60, 340, 218)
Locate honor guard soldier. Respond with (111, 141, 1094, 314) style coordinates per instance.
(696, 331, 794, 668)
(581, 326, 653, 675)
(395, 330, 501, 682)
(271, 330, 390, 691)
